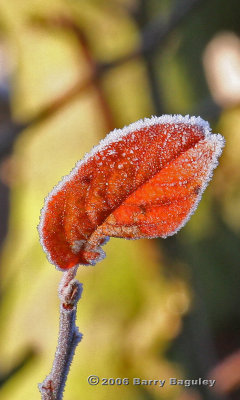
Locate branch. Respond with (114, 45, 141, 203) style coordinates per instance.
(39, 266, 83, 400)
(30, 14, 115, 132)
(0, 0, 205, 160)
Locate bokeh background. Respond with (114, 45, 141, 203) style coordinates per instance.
(0, 0, 240, 399)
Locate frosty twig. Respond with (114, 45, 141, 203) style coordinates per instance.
(39, 267, 83, 400)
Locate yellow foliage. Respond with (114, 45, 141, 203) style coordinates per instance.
(0, 1, 193, 400)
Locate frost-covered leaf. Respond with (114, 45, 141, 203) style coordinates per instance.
(39, 114, 225, 270)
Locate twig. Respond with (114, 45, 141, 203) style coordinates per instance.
(39, 266, 83, 400)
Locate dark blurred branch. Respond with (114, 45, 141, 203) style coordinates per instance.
(135, 0, 164, 115)
(0, 349, 36, 387)
(0, 0, 205, 161)
(0, 77, 93, 159)
(101, 0, 206, 69)
(31, 0, 204, 68)
(141, 0, 205, 56)
(31, 14, 115, 132)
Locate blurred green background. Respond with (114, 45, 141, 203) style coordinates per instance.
(0, 0, 240, 399)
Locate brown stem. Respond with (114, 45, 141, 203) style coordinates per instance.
(39, 266, 83, 400)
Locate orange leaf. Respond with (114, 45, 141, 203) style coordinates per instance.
(38, 115, 225, 270)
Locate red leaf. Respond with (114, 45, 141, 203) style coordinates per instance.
(38, 115, 225, 270)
